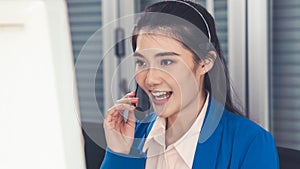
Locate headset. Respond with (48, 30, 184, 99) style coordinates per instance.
(173, 0, 211, 42)
(134, 84, 152, 120)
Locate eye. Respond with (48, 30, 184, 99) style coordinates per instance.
(135, 60, 146, 67)
(161, 59, 173, 66)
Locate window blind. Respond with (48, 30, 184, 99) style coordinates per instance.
(214, 0, 228, 60)
(66, 0, 104, 121)
(272, 0, 300, 150)
(137, 0, 162, 11)
(198, 0, 206, 6)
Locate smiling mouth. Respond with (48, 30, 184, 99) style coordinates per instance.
(150, 91, 173, 104)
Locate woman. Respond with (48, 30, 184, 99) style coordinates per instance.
(100, 0, 279, 168)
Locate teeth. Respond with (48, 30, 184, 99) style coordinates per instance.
(151, 91, 172, 101)
(155, 95, 167, 100)
(151, 91, 167, 97)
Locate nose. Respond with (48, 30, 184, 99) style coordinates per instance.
(145, 68, 162, 88)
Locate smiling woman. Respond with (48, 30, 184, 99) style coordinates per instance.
(134, 34, 208, 132)
(100, 1, 279, 169)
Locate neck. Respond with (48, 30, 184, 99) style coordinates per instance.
(165, 90, 207, 146)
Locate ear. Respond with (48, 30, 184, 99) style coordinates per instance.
(196, 51, 217, 76)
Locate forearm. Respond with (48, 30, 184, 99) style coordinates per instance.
(100, 148, 146, 169)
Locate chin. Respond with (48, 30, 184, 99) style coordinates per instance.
(152, 105, 164, 116)
(156, 113, 167, 118)
(151, 97, 179, 116)
(153, 109, 164, 117)
(153, 106, 173, 119)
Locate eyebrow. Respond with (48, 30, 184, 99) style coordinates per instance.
(133, 51, 180, 58)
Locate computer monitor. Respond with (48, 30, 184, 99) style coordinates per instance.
(0, 0, 86, 168)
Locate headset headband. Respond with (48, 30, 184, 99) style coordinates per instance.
(170, 0, 211, 42)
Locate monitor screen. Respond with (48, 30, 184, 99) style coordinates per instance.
(0, 1, 86, 168)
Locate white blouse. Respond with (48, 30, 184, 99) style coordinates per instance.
(143, 94, 210, 169)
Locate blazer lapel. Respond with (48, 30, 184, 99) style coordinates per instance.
(192, 97, 224, 169)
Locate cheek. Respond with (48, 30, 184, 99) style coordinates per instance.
(170, 67, 200, 96)
(169, 66, 197, 85)
(135, 70, 146, 86)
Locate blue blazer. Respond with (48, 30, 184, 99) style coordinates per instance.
(100, 98, 279, 169)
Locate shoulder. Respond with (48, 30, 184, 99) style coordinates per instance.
(220, 110, 274, 143)
(220, 110, 274, 146)
(221, 110, 265, 134)
(220, 110, 279, 168)
(199, 98, 271, 144)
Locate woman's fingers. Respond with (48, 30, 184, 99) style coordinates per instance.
(103, 92, 137, 154)
(104, 91, 137, 132)
(116, 97, 139, 106)
(105, 106, 118, 123)
(105, 103, 135, 129)
(124, 91, 136, 98)
(106, 103, 130, 119)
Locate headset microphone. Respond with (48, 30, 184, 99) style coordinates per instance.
(134, 85, 151, 121)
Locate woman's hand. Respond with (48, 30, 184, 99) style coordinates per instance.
(103, 92, 138, 154)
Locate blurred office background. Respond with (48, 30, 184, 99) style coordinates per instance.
(65, 0, 300, 168)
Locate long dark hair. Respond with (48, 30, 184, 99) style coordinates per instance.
(131, 0, 243, 116)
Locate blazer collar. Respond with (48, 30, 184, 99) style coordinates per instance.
(198, 97, 224, 143)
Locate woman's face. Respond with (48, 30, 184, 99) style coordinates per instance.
(134, 34, 205, 119)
